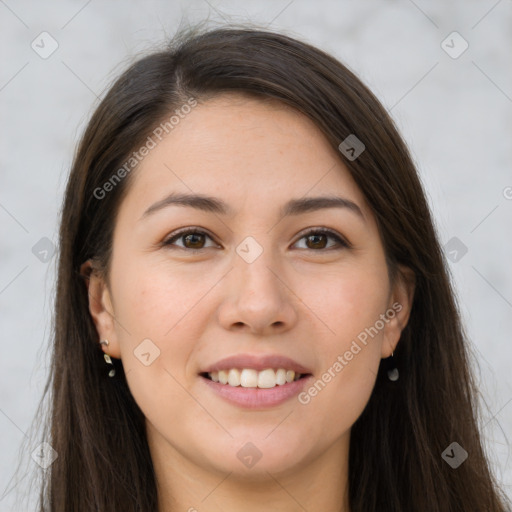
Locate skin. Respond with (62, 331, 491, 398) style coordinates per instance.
(84, 93, 415, 512)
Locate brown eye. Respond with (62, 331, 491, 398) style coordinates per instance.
(163, 229, 217, 251)
(182, 233, 206, 249)
(294, 229, 349, 251)
(305, 233, 328, 249)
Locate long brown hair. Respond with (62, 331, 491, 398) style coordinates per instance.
(17, 23, 510, 511)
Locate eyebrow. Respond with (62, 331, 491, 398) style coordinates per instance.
(140, 192, 365, 222)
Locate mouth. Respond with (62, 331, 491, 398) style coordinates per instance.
(199, 368, 312, 389)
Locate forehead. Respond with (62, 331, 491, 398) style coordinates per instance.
(120, 93, 371, 221)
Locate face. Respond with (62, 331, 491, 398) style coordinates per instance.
(86, 93, 414, 482)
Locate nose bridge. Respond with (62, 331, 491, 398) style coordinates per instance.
(234, 235, 283, 300)
(218, 234, 296, 333)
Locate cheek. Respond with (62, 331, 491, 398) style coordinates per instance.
(112, 257, 213, 341)
(112, 265, 210, 426)
(109, 256, 211, 397)
(309, 259, 389, 344)
(295, 262, 388, 423)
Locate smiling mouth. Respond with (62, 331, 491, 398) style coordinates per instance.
(199, 368, 312, 389)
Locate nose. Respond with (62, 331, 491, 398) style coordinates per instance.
(216, 245, 298, 335)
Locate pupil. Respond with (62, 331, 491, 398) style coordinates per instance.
(308, 234, 326, 249)
(185, 233, 203, 248)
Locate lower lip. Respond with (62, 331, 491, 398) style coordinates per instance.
(200, 375, 313, 409)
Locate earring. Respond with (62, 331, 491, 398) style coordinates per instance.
(387, 351, 399, 382)
(99, 339, 116, 378)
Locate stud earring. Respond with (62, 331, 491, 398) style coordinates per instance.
(99, 339, 116, 378)
(387, 351, 399, 382)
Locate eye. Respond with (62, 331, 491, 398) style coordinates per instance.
(162, 227, 350, 252)
(162, 228, 218, 251)
(293, 228, 350, 251)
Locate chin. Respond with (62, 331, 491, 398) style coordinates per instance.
(201, 436, 310, 480)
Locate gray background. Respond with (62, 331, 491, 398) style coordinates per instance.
(1, 0, 511, 509)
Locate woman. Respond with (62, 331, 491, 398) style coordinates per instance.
(29, 24, 510, 511)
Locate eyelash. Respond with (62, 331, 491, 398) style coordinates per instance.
(162, 227, 350, 252)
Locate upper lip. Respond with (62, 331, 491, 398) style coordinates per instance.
(201, 353, 312, 374)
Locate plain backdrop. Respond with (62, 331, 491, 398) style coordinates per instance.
(1, 0, 511, 510)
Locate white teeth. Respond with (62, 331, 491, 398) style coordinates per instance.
(227, 369, 241, 387)
(258, 368, 277, 388)
(206, 368, 303, 388)
(240, 369, 258, 387)
(276, 368, 286, 385)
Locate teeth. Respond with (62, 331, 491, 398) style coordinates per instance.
(258, 368, 276, 388)
(240, 369, 258, 387)
(207, 368, 303, 388)
(218, 370, 229, 385)
(228, 369, 241, 387)
(276, 368, 286, 385)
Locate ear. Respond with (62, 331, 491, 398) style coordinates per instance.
(381, 265, 416, 358)
(80, 260, 122, 359)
